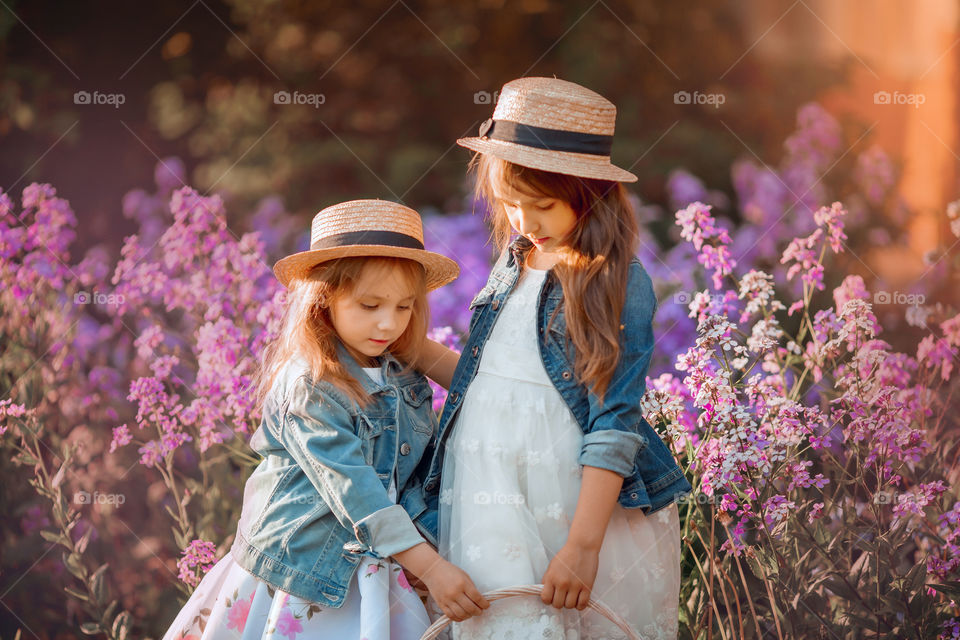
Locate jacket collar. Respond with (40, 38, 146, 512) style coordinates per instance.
(507, 235, 533, 269)
(334, 340, 405, 394)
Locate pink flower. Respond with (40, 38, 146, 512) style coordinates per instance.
(109, 424, 132, 453)
(176, 539, 218, 588)
(275, 607, 303, 639)
(396, 567, 413, 592)
(917, 335, 957, 381)
(808, 502, 824, 523)
(226, 590, 254, 632)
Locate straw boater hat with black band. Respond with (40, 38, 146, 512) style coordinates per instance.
(273, 199, 459, 290)
(458, 77, 637, 183)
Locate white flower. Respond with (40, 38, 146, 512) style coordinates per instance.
(503, 542, 522, 560)
(546, 503, 563, 520)
(466, 545, 482, 561)
(464, 438, 481, 454)
(439, 488, 453, 505)
(526, 449, 541, 466)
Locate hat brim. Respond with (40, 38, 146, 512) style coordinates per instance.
(457, 137, 638, 183)
(273, 245, 460, 291)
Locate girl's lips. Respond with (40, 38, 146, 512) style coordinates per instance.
(369, 338, 389, 345)
(532, 236, 550, 245)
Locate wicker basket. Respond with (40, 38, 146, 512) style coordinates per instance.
(419, 584, 644, 640)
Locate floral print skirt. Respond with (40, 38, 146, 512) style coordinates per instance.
(161, 552, 431, 640)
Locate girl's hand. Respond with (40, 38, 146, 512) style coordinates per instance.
(540, 542, 600, 610)
(421, 558, 490, 622)
(393, 542, 489, 621)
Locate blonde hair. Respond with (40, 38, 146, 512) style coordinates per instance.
(471, 153, 639, 401)
(255, 256, 429, 407)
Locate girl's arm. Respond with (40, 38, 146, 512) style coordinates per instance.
(540, 466, 624, 610)
(411, 338, 461, 390)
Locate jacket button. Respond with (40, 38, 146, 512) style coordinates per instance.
(400, 442, 412, 455)
(630, 492, 638, 499)
(449, 392, 460, 403)
(425, 478, 437, 491)
(491, 299, 500, 310)
(471, 346, 479, 357)
(562, 371, 572, 380)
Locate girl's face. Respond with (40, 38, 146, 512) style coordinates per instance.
(492, 180, 578, 263)
(329, 264, 415, 367)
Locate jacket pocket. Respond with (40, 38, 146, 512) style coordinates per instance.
(401, 380, 435, 435)
(357, 414, 385, 465)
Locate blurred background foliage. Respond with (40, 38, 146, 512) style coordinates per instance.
(1, 0, 841, 262)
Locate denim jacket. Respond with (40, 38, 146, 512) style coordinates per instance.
(423, 237, 692, 515)
(230, 343, 438, 608)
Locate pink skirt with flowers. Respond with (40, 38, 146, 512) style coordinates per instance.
(161, 552, 431, 640)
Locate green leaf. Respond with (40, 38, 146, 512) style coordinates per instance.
(79, 622, 101, 635)
(903, 561, 926, 594)
(824, 575, 861, 602)
(112, 611, 131, 640)
(101, 600, 118, 627)
(64, 586, 89, 602)
(929, 581, 960, 598)
(62, 551, 87, 581)
(40, 530, 67, 546)
(90, 564, 109, 605)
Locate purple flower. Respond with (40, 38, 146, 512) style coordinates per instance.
(176, 539, 218, 588)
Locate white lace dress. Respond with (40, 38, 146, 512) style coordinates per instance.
(437, 266, 681, 640)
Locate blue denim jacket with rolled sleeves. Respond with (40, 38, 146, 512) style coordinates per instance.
(230, 343, 438, 608)
(422, 236, 692, 515)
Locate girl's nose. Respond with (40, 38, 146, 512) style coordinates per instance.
(377, 312, 397, 332)
(516, 208, 539, 235)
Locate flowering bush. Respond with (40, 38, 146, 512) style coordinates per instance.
(642, 198, 960, 636)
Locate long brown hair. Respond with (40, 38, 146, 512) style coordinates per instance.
(254, 256, 429, 408)
(471, 153, 639, 401)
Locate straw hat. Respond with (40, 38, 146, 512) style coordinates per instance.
(458, 77, 637, 183)
(272, 199, 459, 290)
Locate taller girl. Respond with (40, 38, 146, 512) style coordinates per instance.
(418, 78, 692, 639)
